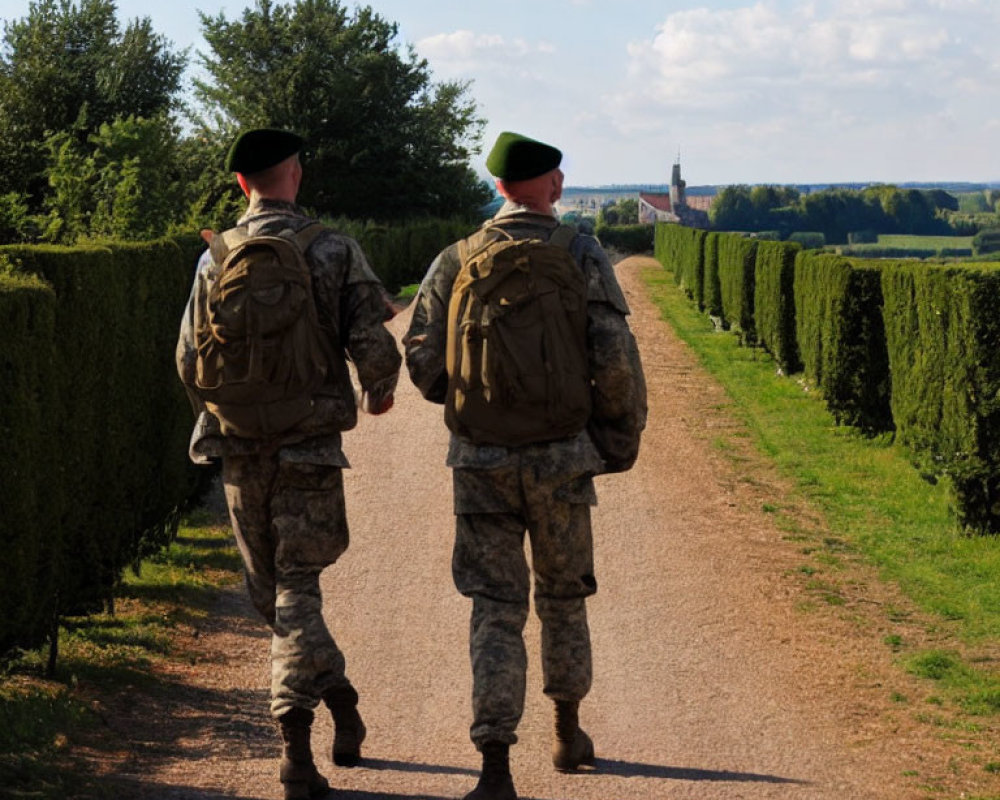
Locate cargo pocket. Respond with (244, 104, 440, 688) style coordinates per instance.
(272, 462, 349, 572)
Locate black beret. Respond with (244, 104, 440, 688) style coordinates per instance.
(486, 131, 562, 181)
(225, 128, 304, 174)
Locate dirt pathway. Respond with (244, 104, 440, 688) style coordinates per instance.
(108, 256, 997, 799)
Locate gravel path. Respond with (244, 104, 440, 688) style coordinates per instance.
(107, 256, 998, 800)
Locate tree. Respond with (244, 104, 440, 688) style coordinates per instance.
(194, 0, 491, 221)
(40, 113, 186, 242)
(0, 0, 187, 211)
(597, 197, 638, 227)
(709, 185, 755, 231)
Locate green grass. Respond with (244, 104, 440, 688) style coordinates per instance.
(643, 265, 1000, 711)
(877, 234, 974, 249)
(396, 282, 420, 301)
(0, 511, 240, 799)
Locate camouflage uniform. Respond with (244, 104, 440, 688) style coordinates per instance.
(176, 198, 401, 719)
(404, 201, 646, 747)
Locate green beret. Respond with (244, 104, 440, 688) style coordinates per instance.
(486, 131, 562, 181)
(225, 128, 304, 174)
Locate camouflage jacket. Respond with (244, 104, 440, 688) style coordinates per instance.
(403, 201, 647, 474)
(176, 198, 401, 465)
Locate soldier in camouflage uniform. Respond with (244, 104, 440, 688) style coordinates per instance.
(404, 131, 647, 800)
(176, 129, 401, 800)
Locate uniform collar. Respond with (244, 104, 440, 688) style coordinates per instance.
(494, 199, 558, 220)
(238, 196, 307, 223)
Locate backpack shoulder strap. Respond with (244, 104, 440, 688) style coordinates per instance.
(458, 224, 504, 265)
(547, 223, 579, 251)
(289, 221, 326, 255)
(209, 225, 249, 265)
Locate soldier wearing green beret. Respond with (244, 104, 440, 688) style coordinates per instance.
(404, 131, 647, 800)
(176, 127, 401, 800)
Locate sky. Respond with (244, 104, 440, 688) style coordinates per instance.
(3, 0, 999, 187)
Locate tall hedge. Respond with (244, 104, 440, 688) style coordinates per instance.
(654, 221, 685, 279)
(880, 261, 1000, 532)
(754, 240, 802, 374)
(717, 234, 759, 344)
(676, 227, 707, 308)
(0, 236, 204, 654)
(326, 217, 477, 292)
(596, 223, 655, 254)
(794, 252, 892, 433)
(0, 272, 59, 652)
(703, 232, 723, 322)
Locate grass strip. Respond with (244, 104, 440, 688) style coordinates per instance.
(0, 508, 239, 799)
(642, 265, 1000, 716)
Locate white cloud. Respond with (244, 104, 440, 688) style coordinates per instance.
(416, 30, 556, 78)
(602, 0, 1000, 182)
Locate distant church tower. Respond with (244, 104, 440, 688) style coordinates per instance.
(670, 155, 686, 209)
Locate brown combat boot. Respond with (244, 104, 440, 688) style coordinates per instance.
(551, 700, 595, 772)
(463, 741, 517, 800)
(278, 707, 329, 800)
(322, 685, 366, 767)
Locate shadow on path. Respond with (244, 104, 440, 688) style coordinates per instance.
(115, 784, 468, 800)
(593, 757, 810, 785)
(362, 757, 478, 777)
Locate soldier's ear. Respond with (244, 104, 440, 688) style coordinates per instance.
(200, 229, 215, 245)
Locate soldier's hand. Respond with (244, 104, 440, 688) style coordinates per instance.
(362, 391, 394, 415)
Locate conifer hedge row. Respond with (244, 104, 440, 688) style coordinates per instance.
(703, 232, 723, 321)
(881, 262, 1000, 532)
(654, 223, 1000, 533)
(0, 237, 205, 655)
(326, 217, 478, 292)
(754, 240, 801, 375)
(717, 235, 759, 345)
(0, 218, 478, 656)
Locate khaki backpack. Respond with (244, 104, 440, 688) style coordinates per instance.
(193, 222, 330, 438)
(445, 223, 591, 446)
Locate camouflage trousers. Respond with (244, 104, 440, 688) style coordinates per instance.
(222, 453, 354, 719)
(452, 458, 598, 748)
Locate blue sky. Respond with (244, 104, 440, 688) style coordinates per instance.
(3, 0, 999, 186)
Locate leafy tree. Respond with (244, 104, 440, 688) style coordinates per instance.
(40, 113, 186, 242)
(599, 204, 619, 225)
(194, 0, 490, 221)
(709, 185, 754, 231)
(0, 0, 187, 211)
(922, 188, 958, 213)
(598, 197, 638, 226)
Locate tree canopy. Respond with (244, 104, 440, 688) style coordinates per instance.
(709, 183, 959, 242)
(194, 0, 491, 221)
(0, 0, 186, 210)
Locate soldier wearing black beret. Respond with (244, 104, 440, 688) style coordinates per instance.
(176, 129, 402, 800)
(225, 128, 305, 175)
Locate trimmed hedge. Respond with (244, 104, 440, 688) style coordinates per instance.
(326, 217, 477, 292)
(717, 235, 758, 344)
(793, 252, 892, 433)
(679, 227, 708, 309)
(972, 228, 1000, 256)
(880, 261, 1000, 532)
(596, 223, 655, 255)
(839, 245, 936, 260)
(0, 236, 205, 654)
(788, 231, 826, 249)
(754, 240, 802, 374)
(654, 221, 683, 277)
(654, 220, 1000, 531)
(0, 271, 58, 652)
(703, 232, 723, 322)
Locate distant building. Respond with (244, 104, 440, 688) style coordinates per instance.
(638, 192, 678, 223)
(638, 159, 711, 229)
